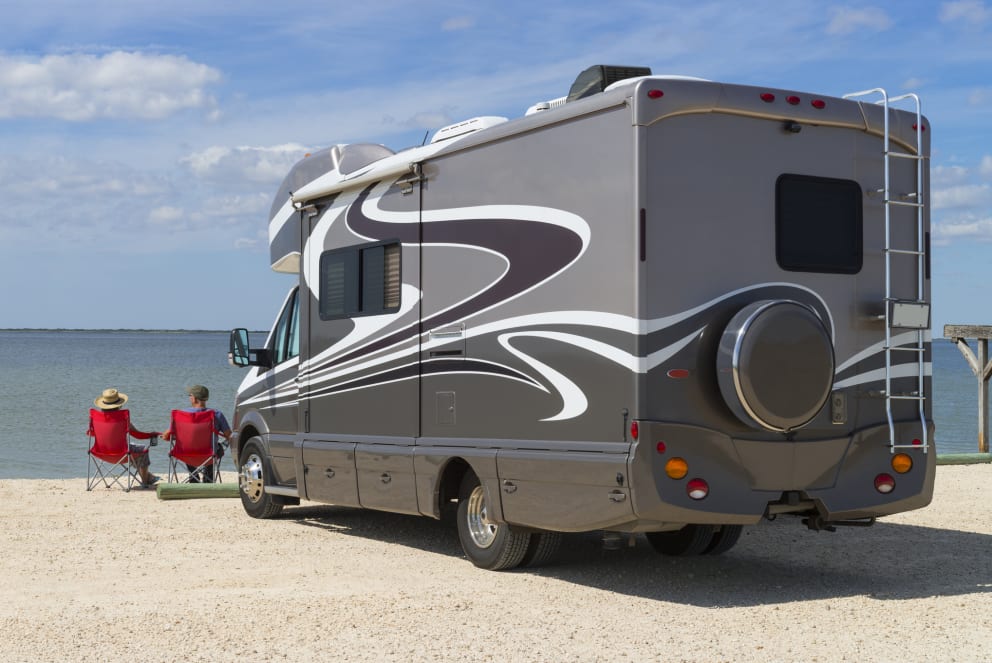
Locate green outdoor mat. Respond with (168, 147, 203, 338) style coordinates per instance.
(156, 482, 240, 500)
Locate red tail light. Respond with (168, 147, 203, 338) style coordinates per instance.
(647, 89, 664, 99)
(874, 473, 895, 494)
(630, 421, 639, 440)
(760, 93, 775, 103)
(786, 95, 800, 105)
(686, 478, 709, 500)
(811, 99, 826, 109)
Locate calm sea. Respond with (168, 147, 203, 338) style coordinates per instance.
(0, 331, 984, 479)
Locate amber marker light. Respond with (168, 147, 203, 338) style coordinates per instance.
(892, 453, 913, 474)
(665, 457, 688, 480)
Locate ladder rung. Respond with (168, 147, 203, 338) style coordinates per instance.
(888, 346, 926, 353)
(888, 395, 925, 401)
(885, 200, 924, 208)
(886, 152, 924, 160)
(891, 444, 929, 450)
(885, 248, 924, 256)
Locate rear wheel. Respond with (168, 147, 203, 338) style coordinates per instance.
(239, 437, 284, 519)
(645, 524, 716, 556)
(456, 473, 530, 570)
(703, 525, 744, 555)
(520, 531, 563, 568)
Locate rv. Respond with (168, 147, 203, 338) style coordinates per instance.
(228, 65, 934, 570)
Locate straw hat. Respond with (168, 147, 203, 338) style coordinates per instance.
(94, 388, 128, 409)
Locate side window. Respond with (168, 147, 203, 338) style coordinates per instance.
(319, 241, 401, 320)
(271, 289, 300, 365)
(776, 174, 863, 274)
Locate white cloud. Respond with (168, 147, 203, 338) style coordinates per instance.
(825, 7, 893, 35)
(0, 51, 221, 121)
(981, 155, 992, 177)
(148, 205, 184, 224)
(933, 216, 992, 242)
(939, 0, 992, 24)
(932, 164, 971, 187)
(932, 183, 992, 209)
(441, 16, 475, 31)
(181, 144, 310, 185)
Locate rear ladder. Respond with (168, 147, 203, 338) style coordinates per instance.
(843, 88, 929, 453)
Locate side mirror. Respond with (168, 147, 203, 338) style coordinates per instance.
(228, 329, 272, 368)
(229, 328, 251, 367)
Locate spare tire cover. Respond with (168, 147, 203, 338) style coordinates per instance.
(716, 300, 834, 432)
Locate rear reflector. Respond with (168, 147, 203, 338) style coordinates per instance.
(647, 89, 664, 99)
(656, 441, 667, 454)
(874, 473, 895, 494)
(667, 369, 690, 379)
(892, 453, 913, 474)
(630, 421, 639, 440)
(665, 458, 688, 480)
(686, 478, 709, 500)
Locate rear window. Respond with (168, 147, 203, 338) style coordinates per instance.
(776, 174, 863, 274)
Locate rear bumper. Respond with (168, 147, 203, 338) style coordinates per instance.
(627, 420, 935, 527)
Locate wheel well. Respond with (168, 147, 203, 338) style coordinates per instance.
(437, 458, 472, 517)
(235, 425, 261, 460)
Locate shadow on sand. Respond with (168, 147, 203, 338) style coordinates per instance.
(284, 504, 992, 607)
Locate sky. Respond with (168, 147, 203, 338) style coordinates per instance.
(0, 0, 990, 333)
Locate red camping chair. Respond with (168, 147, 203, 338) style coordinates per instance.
(87, 408, 148, 492)
(167, 409, 224, 483)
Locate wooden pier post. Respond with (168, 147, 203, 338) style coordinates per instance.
(943, 325, 992, 453)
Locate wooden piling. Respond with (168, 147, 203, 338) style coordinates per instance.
(943, 325, 992, 453)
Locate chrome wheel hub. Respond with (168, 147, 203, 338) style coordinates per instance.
(240, 453, 264, 503)
(465, 485, 498, 549)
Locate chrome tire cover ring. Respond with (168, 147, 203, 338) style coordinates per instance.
(717, 300, 835, 432)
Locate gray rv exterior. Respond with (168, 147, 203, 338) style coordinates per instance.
(231, 75, 934, 564)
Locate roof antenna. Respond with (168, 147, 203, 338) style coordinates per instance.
(421, 130, 430, 146)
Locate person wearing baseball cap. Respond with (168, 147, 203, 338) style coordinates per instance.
(162, 385, 232, 482)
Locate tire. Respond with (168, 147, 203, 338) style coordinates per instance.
(703, 525, 744, 555)
(645, 524, 716, 556)
(520, 531, 563, 568)
(456, 473, 530, 571)
(238, 437, 284, 519)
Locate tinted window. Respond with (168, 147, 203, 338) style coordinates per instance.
(319, 241, 401, 320)
(776, 174, 863, 274)
(271, 289, 300, 365)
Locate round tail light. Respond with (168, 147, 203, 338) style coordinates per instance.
(686, 478, 709, 500)
(665, 458, 688, 480)
(891, 454, 913, 474)
(874, 473, 895, 494)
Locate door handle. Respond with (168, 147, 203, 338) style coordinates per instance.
(380, 473, 392, 484)
(324, 468, 335, 479)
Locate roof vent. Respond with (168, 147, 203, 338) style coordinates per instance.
(566, 65, 653, 102)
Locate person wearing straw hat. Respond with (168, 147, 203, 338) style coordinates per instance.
(92, 388, 163, 487)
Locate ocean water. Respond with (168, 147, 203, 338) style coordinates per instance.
(0, 331, 984, 480)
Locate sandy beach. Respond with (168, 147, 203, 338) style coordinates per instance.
(1, 466, 990, 662)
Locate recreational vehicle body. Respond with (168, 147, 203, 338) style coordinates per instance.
(228, 65, 935, 570)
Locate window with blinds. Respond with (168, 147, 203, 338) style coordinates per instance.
(319, 241, 401, 320)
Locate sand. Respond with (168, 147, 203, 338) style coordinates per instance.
(1, 466, 991, 662)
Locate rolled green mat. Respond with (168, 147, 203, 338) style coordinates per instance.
(156, 482, 240, 500)
(936, 453, 992, 466)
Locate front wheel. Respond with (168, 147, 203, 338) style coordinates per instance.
(456, 473, 530, 570)
(239, 437, 284, 519)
